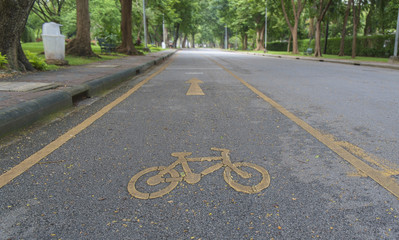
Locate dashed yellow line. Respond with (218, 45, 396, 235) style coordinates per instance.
(0, 56, 175, 189)
(212, 59, 399, 199)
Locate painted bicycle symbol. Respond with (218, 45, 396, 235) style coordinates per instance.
(128, 148, 270, 199)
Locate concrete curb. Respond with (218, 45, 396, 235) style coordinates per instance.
(0, 50, 176, 138)
(0, 91, 72, 137)
(232, 51, 399, 71)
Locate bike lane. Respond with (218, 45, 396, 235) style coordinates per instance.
(0, 49, 398, 239)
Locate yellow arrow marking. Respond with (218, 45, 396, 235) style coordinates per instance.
(186, 78, 205, 95)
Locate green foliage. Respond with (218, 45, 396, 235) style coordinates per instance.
(24, 50, 48, 71)
(135, 44, 165, 54)
(24, 11, 45, 42)
(0, 52, 8, 69)
(22, 26, 36, 43)
(21, 42, 46, 54)
(267, 34, 396, 57)
(59, 5, 76, 38)
(22, 0, 398, 55)
(21, 42, 127, 70)
(90, 0, 121, 40)
(32, 0, 64, 23)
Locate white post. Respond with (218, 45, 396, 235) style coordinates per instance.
(264, 1, 268, 51)
(143, 0, 148, 50)
(225, 25, 228, 49)
(394, 7, 399, 57)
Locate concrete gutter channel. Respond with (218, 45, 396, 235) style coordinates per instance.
(238, 51, 399, 71)
(0, 51, 176, 138)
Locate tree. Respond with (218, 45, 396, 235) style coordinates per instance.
(313, 0, 332, 57)
(351, 0, 363, 58)
(230, 0, 266, 51)
(31, 0, 66, 23)
(363, 0, 376, 36)
(90, 0, 121, 40)
(0, 0, 36, 71)
(165, 0, 197, 48)
(65, 0, 97, 57)
(339, 0, 352, 56)
(118, 0, 140, 55)
(281, 0, 307, 54)
(197, 0, 223, 47)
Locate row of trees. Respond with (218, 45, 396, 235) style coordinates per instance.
(1, 0, 398, 72)
(2, 0, 196, 71)
(201, 0, 398, 57)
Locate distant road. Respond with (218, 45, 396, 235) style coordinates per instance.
(1, 48, 398, 239)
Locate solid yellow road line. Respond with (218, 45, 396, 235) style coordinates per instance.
(0, 57, 175, 189)
(212, 59, 399, 199)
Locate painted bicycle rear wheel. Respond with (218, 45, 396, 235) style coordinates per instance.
(128, 166, 180, 199)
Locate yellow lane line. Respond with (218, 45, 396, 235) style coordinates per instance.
(212, 59, 399, 199)
(0, 56, 175, 189)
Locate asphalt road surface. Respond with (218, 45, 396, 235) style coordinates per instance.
(1, 49, 399, 239)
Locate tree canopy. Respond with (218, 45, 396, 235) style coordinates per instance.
(2, 0, 399, 71)
(21, 0, 399, 52)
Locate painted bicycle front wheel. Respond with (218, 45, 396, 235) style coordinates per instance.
(223, 162, 270, 194)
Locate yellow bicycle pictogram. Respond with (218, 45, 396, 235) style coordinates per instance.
(128, 148, 271, 199)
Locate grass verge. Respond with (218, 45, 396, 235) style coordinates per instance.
(233, 49, 389, 63)
(21, 42, 166, 71)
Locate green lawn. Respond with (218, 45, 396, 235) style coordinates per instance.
(21, 42, 166, 71)
(234, 49, 389, 63)
(135, 44, 165, 53)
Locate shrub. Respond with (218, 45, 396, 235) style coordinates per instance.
(21, 26, 36, 43)
(24, 50, 48, 71)
(267, 34, 396, 57)
(0, 52, 8, 69)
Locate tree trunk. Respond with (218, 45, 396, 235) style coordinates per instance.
(287, 33, 292, 52)
(173, 23, 180, 48)
(182, 34, 187, 48)
(255, 25, 265, 51)
(352, 0, 362, 58)
(314, 21, 322, 56)
(339, 0, 352, 56)
(363, 0, 374, 36)
(136, 20, 143, 45)
(313, 0, 333, 57)
(165, 27, 169, 46)
(309, 17, 315, 39)
(144, 15, 149, 47)
(242, 33, 248, 50)
(227, 32, 230, 49)
(117, 0, 140, 55)
(281, 0, 305, 54)
(151, 25, 161, 46)
(291, 23, 299, 54)
(66, 0, 97, 57)
(191, 33, 195, 48)
(323, 21, 329, 54)
(0, 0, 36, 71)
